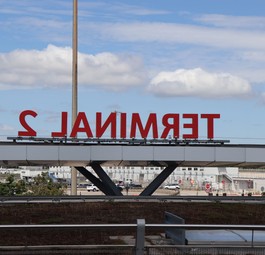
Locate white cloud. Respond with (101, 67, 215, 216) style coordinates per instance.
(0, 45, 147, 91)
(147, 68, 252, 99)
(109, 3, 170, 16)
(0, 124, 14, 132)
(261, 93, 265, 104)
(242, 51, 265, 62)
(196, 14, 265, 29)
(89, 22, 265, 50)
(78, 51, 147, 91)
(233, 69, 265, 84)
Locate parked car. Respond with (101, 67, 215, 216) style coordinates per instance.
(164, 183, 180, 190)
(78, 183, 89, 188)
(116, 181, 125, 190)
(86, 184, 99, 192)
(130, 183, 143, 189)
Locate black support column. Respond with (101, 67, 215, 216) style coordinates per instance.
(75, 165, 123, 196)
(77, 164, 178, 197)
(139, 164, 177, 196)
(90, 163, 123, 196)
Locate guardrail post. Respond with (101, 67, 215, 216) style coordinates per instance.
(251, 229, 254, 247)
(135, 219, 145, 255)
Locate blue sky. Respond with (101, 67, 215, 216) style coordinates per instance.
(1, 0, 265, 143)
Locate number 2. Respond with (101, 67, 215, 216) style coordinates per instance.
(18, 110, 37, 137)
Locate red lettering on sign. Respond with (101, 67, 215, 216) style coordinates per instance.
(161, 114, 179, 139)
(17, 111, 221, 139)
(120, 113, 127, 139)
(18, 110, 37, 137)
(201, 114, 220, 139)
(51, 112, 68, 137)
(130, 113, 158, 138)
(96, 112, 116, 138)
(183, 114, 198, 139)
(70, 112, 93, 138)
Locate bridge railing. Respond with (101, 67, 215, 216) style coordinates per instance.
(6, 136, 230, 145)
(1, 222, 265, 255)
(1, 195, 265, 203)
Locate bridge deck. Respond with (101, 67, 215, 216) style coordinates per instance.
(1, 141, 265, 168)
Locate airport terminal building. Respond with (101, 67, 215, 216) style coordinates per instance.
(1, 165, 265, 195)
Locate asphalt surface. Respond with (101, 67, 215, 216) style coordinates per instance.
(74, 188, 233, 196)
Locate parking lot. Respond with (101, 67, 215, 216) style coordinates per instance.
(71, 187, 212, 196)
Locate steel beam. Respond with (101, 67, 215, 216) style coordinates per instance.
(139, 165, 177, 196)
(90, 163, 123, 196)
(3, 143, 265, 168)
(75, 166, 115, 195)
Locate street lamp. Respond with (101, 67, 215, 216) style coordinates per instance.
(71, 0, 78, 195)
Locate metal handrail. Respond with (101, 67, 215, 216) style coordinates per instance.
(1, 222, 265, 255)
(0, 195, 264, 204)
(1, 223, 265, 230)
(6, 136, 230, 145)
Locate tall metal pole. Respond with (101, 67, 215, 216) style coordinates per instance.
(71, 0, 78, 195)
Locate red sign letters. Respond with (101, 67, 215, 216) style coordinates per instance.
(18, 110, 220, 139)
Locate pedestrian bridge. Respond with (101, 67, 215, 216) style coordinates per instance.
(1, 138, 265, 196)
(1, 138, 265, 168)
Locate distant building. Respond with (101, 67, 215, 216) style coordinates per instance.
(1, 165, 265, 194)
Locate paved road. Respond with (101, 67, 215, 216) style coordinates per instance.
(73, 188, 234, 196)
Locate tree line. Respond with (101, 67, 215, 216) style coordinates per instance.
(0, 172, 66, 196)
